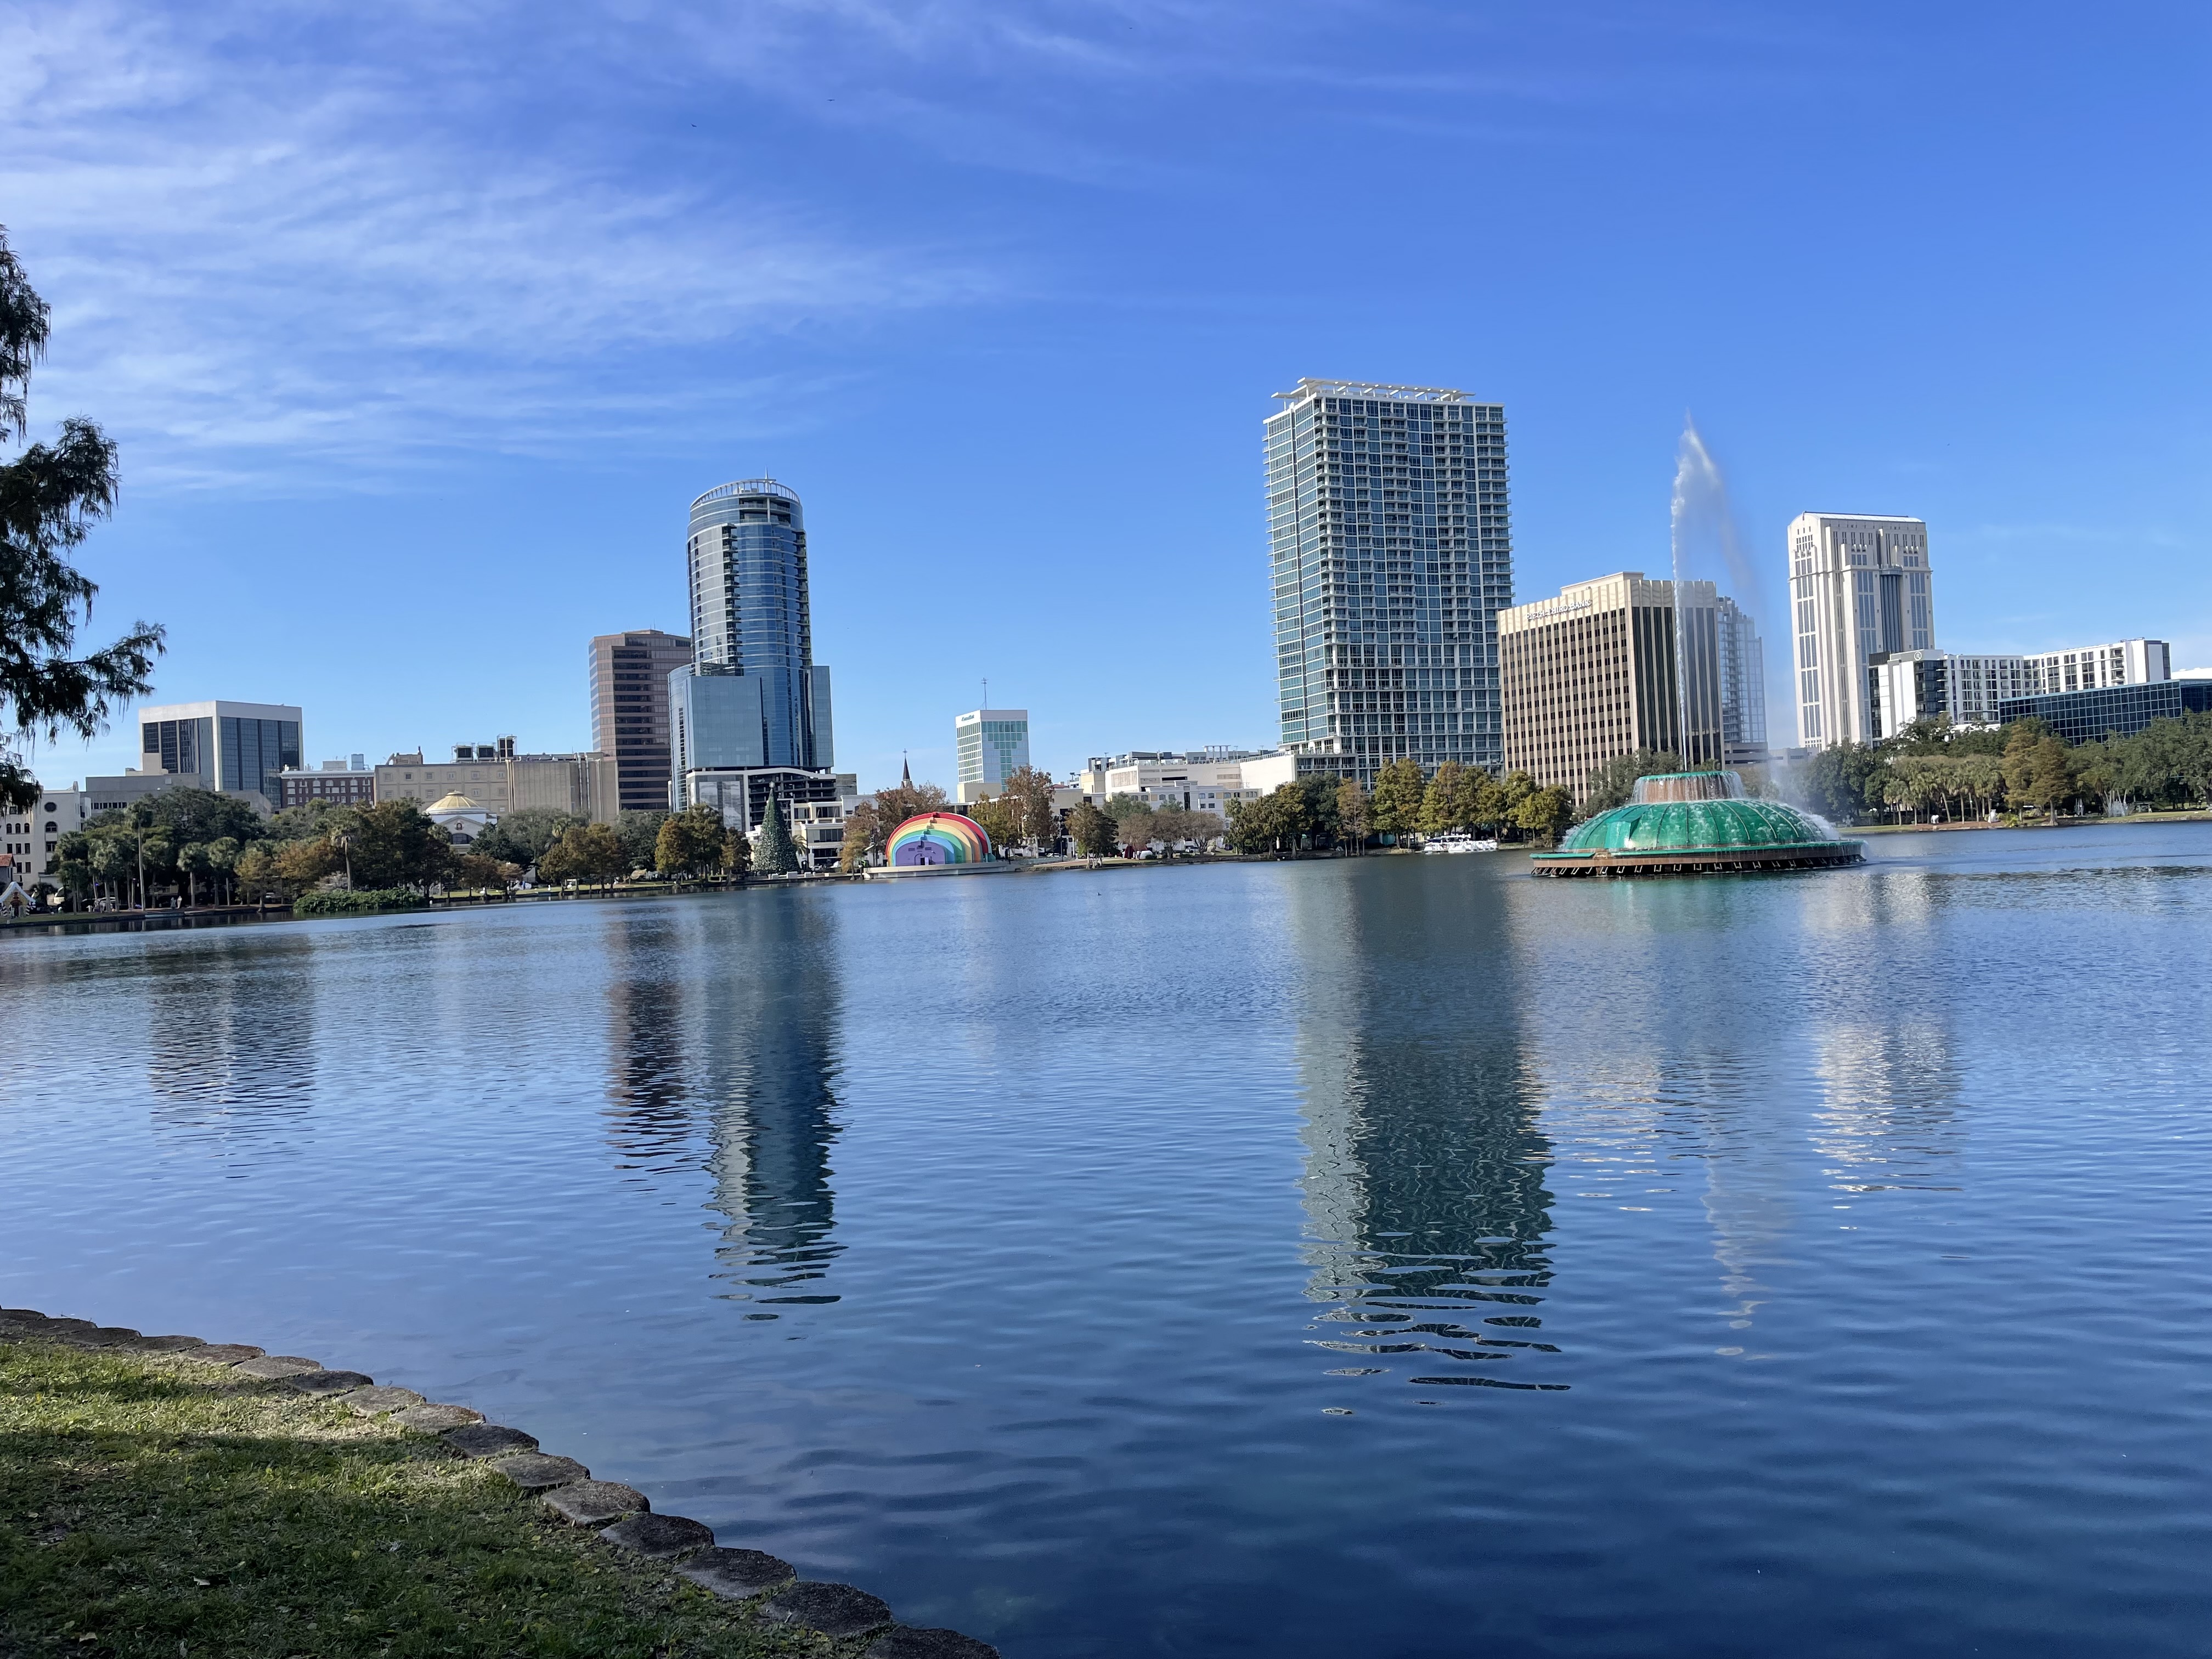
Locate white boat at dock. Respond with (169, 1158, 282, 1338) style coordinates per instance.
(1421, 833, 1499, 854)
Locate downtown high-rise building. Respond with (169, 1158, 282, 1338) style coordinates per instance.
(1265, 380, 1513, 785)
(1499, 573, 1726, 803)
(954, 708, 1030, 804)
(1787, 513, 1934, 748)
(589, 629, 693, 813)
(1716, 595, 1768, 763)
(670, 479, 835, 809)
(131, 699, 303, 806)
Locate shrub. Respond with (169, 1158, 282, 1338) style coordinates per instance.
(291, 887, 427, 916)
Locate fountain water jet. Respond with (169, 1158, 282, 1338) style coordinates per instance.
(1531, 422, 1863, 878)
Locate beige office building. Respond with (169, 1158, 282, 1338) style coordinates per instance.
(1499, 573, 1723, 803)
(375, 740, 618, 823)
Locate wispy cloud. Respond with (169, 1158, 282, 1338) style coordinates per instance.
(2, 0, 1853, 492)
(1, 3, 1002, 488)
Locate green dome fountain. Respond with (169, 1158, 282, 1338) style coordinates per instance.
(1531, 771, 1863, 879)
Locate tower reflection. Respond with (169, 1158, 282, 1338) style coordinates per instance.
(145, 932, 320, 1157)
(602, 897, 847, 1308)
(1286, 864, 1562, 1391)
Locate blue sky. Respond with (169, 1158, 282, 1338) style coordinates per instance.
(6, 0, 2207, 791)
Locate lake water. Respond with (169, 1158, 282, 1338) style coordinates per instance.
(5, 826, 2210, 1657)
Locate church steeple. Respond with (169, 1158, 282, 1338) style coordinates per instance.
(901, 752, 912, 786)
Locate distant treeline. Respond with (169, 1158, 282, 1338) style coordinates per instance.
(1788, 713, 2212, 825)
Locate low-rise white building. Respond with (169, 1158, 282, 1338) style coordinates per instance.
(1870, 639, 2170, 740)
(1071, 748, 1275, 817)
(2022, 638, 2169, 695)
(1869, 650, 2032, 738)
(0, 785, 89, 891)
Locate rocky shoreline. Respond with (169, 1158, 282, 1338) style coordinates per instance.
(1, 1306, 998, 1659)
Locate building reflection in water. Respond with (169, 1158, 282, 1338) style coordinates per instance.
(1801, 871, 1965, 1211)
(145, 932, 321, 1157)
(1690, 872, 1962, 1333)
(602, 898, 846, 1311)
(1286, 865, 1562, 1391)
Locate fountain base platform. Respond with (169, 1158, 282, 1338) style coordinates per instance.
(1533, 770, 1865, 879)
(1532, 842, 1864, 878)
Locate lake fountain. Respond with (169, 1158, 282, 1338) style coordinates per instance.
(1531, 769, 1863, 877)
(1532, 421, 1865, 878)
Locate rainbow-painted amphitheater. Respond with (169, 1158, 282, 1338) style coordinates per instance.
(886, 812, 994, 867)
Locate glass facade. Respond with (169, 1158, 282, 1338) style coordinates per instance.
(142, 710, 300, 805)
(956, 710, 1030, 794)
(1265, 381, 1511, 783)
(1995, 680, 2212, 744)
(685, 479, 827, 772)
(1716, 597, 1768, 757)
(220, 718, 301, 801)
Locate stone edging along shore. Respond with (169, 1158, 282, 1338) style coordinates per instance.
(0, 1306, 997, 1659)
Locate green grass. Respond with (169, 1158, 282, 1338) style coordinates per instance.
(0, 1337, 821, 1658)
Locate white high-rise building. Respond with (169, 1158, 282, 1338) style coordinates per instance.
(1787, 514, 1934, 748)
(955, 708, 1030, 804)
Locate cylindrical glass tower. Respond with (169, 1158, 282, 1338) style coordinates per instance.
(684, 478, 828, 770)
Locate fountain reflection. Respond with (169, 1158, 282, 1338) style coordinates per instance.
(1287, 865, 1562, 1391)
(601, 898, 847, 1308)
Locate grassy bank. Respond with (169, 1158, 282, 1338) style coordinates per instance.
(0, 1336, 816, 1658)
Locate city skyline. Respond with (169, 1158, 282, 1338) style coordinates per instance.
(12, 4, 2206, 787)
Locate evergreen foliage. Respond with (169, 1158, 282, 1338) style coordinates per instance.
(0, 228, 165, 809)
(292, 887, 428, 915)
(754, 792, 799, 874)
(536, 822, 627, 887)
(1581, 751, 1683, 815)
(1335, 778, 1371, 851)
(473, 807, 583, 868)
(1068, 800, 1118, 856)
(653, 806, 727, 878)
(1367, 758, 1425, 838)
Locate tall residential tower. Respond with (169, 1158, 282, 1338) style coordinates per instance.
(1265, 380, 1512, 785)
(1787, 513, 1933, 748)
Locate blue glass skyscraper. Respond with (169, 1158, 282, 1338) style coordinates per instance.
(670, 479, 834, 797)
